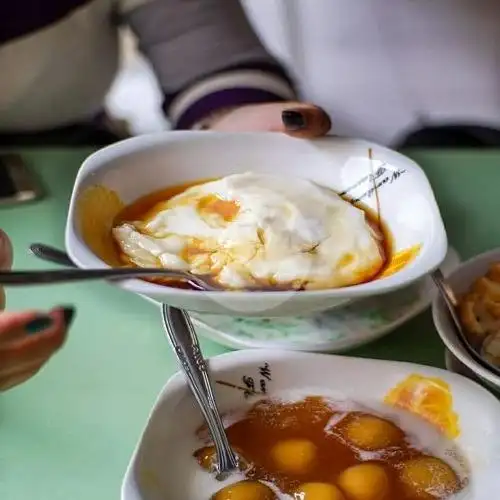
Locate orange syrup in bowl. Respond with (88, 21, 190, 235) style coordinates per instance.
(77, 178, 421, 291)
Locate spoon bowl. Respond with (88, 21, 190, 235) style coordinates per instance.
(30, 243, 75, 267)
(431, 269, 500, 377)
(432, 249, 500, 392)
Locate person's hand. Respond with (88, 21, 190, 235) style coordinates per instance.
(0, 230, 74, 391)
(206, 102, 331, 138)
(0, 308, 73, 391)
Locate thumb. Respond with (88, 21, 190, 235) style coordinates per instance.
(280, 103, 332, 138)
(0, 230, 13, 271)
(0, 230, 12, 311)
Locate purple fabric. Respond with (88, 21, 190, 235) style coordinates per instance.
(174, 88, 288, 129)
(0, 0, 92, 45)
(162, 61, 295, 112)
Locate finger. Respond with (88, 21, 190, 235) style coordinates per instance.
(0, 310, 41, 343)
(0, 229, 13, 270)
(208, 101, 331, 138)
(0, 306, 74, 370)
(280, 104, 332, 138)
(0, 355, 47, 378)
(0, 362, 44, 391)
(0, 229, 12, 310)
(0, 315, 66, 371)
(15, 307, 73, 353)
(0, 306, 74, 343)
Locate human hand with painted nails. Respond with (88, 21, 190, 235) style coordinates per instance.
(0, 230, 74, 391)
(203, 102, 332, 139)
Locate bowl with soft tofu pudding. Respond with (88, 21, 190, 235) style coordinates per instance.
(121, 350, 500, 500)
(65, 132, 447, 316)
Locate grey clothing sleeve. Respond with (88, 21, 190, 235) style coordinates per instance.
(121, 0, 296, 128)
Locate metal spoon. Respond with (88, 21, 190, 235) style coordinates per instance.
(30, 243, 75, 267)
(0, 243, 217, 290)
(431, 269, 500, 377)
(0, 267, 219, 290)
(161, 305, 239, 479)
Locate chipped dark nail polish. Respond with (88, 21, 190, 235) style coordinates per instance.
(282, 110, 306, 130)
(61, 306, 76, 328)
(25, 316, 54, 335)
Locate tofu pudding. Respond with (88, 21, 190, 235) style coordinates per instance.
(112, 173, 386, 291)
(187, 395, 467, 500)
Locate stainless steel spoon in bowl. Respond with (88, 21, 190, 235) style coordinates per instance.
(1, 243, 216, 291)
(431, 268, 500, 377)
(161, 305, 239, 479)
(0, 267, 218, 290)
(30, 243, 75, 267)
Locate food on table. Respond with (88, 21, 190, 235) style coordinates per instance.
(211, 480, 276, 500)
(270, 438, 317, 474)
(295, 482, 346, 500)
(193, 396, 466, 499)
(383, 374, 459, 439)
(112, 172, 388, 291)
(337, 463, 389, 500)
(344, 414, 403, 450)
(458, 263, 500, 366)
(194, 445, 250, 472)
(398, 457, 460, 499)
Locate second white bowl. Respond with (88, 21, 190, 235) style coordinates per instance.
(122, 350, 500, 500)
(433, 247, 500, 392)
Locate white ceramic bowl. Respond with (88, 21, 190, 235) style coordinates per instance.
(122, 350, 500, 500)
(433, 248, 500, 392)
(444, 349, 500, 396)
(66, 132, 447, 316)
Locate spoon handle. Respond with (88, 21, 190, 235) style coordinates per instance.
(431, 269, 459, 307)
(431, 269, 465, 333)
(161, 305, 238, 477)
(29, 243, 76, 267)
(0, 268, 198, 286)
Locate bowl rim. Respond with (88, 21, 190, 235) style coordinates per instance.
(66, 132, 448, 300)
(121, 349, 500, 500)
(432, 247, 500, 388)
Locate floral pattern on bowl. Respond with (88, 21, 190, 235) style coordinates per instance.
(189, 248, 460, 352)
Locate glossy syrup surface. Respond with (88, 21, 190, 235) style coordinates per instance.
(194, 397, 465, 499)
(111, 179, 414, 291)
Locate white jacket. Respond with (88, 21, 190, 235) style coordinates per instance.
(243, 0, 500, 145)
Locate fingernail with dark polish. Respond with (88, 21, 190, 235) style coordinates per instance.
(61, 306, 76, 327)
(25, 316, 54, 335)
(282, 110, 306, 130)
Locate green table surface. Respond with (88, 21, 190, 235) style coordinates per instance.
(1, 149, 499, 500)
